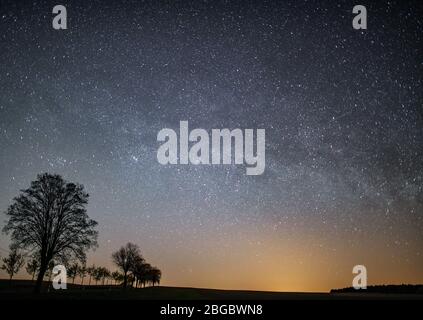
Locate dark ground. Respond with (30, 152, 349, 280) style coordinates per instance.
(1, 280, 423, 300)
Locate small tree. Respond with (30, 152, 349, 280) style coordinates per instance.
(93, 266, 103, 285)
(150, 267, 161, 286)
(78, 265, 87, 285)
(26, 258, 39, 281)
(87, 264, 96, 286)
(67, 263, 79, 284)
(102, 268, 111, 285)
(111, 271, 122, 285)
(147, 267, 162, 287)
(112, 242, 143, 288)
(139, 262, 152, 288)
(1, 247, 25, 281)
(132, 259, 149, 288)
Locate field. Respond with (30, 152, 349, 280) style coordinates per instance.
(1, 280, 422, 300)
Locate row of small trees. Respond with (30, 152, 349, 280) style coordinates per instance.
(1, 173, 162, 292)
(1, 243, 161, 288)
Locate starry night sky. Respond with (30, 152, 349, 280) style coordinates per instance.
(0, 0, 422, 291)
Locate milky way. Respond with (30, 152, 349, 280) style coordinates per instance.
(0, 0, 422, 291)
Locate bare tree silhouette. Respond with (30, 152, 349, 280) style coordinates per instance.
(1, 247, 24, 281)
(93, 266, 103, 285)
(130, 254, 146, 288)
(129, 259, 162, 287)
(111, 271, 123, 286)
(102, 268, 111, 285)
(2, 173, 98, 293)
(78, 264, 87, 285)
(150, 267, 162, 286)
(68, 263, 79, 284)
(133, 262, 151, 288)
(112, 242, 143, 288)
(87, 264, 96, 286)
(26, 258, 39, 281)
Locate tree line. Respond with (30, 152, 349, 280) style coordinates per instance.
(1, 242, 161, 288)
(1, 173, 161, 291)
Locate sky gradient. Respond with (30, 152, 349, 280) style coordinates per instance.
(0, 0, 422, 292)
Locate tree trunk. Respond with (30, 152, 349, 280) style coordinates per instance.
(123, 271, 128, 288)
(34, 263, 47, 293)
